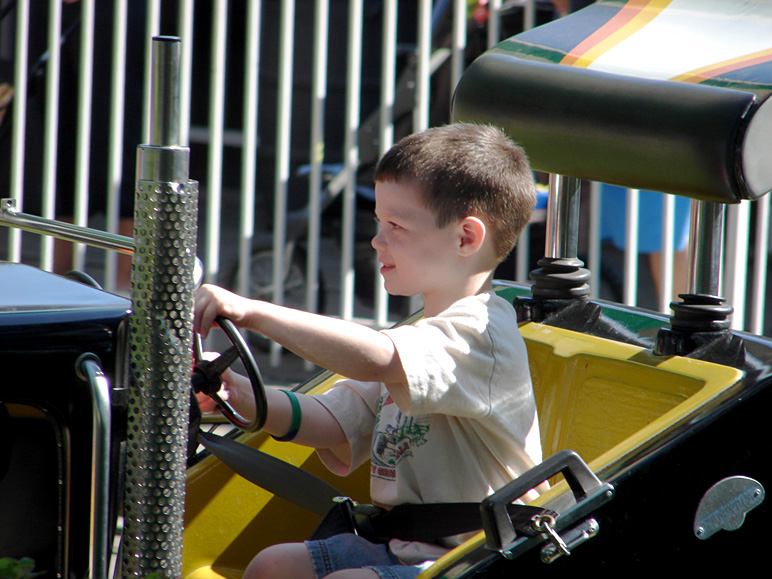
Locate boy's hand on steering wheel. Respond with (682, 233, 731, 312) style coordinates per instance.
(195, 352, 254, 419)
(194, 284, 253, 338)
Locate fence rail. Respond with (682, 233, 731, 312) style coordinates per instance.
(1, 0, 770, 371)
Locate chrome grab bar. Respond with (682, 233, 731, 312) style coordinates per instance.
(0, 197, 204, 288)
(0, 198, 134, 255)
(75, 353, 112, 579)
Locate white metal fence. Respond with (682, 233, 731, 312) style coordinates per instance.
(1, 0, 770, 358)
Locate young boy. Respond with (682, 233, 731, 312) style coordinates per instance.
(194, 123, 542, 579)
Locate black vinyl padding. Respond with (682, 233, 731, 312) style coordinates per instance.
(453, 53, 768, 203)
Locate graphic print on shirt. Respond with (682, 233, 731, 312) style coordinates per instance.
(370, 393, 430, 481)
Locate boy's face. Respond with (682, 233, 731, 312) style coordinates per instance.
(371, 180, 463, 300)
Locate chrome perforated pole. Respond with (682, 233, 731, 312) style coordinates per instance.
(123, 36, 198, 579)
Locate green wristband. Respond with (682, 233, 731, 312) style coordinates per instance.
(272, 389, 302, 442)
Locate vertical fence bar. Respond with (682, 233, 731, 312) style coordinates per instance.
(40, 0, 63, 271)
(374, 0, 398, 326)
(414, 0, 431, 132)
(142, 0, 161, 142)
(305, 0, 329, 315)
(124, 37, 197, 578)
(237, 0, 261, 302)
(724, 201, 750, 329)
(488, 0, 501, 48)
(524, 0, 536, 30)
(7, 0, 30, 262)
(177, 0, 195, 148)
(72, 0, 95, 272)
(515, 225, 530, 282)
(408, 0, 432, 315)
(271, 0, 295, 364)
(300, 0, 328, 371)
(450, 0, 466, 105)
(340, 0, 363, 321)
(750, 196, 770, 335)
(204, 0, 228, 283)
(587, 181, 601, 298)
(622, 188, 639, 306)
(659, 193, 675, 313)
(105, 0, 129, 292)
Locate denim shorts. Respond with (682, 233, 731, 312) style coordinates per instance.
(305, 533, 431, 579)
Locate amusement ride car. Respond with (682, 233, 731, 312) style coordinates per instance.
(1, 1, 771, 577)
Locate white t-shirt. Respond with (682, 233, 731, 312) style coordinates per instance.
(314, 291, 542, 564)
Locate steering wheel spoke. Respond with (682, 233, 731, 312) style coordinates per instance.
(192, 316, 268, 432)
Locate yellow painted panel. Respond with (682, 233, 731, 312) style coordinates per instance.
(521, 322, 741, 462)
(183, 373, 370, 577)
(417, 322, 744, 578)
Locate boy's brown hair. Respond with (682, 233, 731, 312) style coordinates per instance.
(373, 123, 536, 264)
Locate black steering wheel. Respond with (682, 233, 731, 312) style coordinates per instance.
(191, 316, 268, 432)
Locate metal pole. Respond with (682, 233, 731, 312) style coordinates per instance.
(375, 0, 398, 327)
(340, 0, 363, 321)
(587, 181, 601, 298)
(687, 200, 724, 297)
(41, 0, 63, 271)
(545, 174, 581, 259)
(306, 0, 328, 315)
(414, 0, 431, 132)
(0, 199, 133, 254)
(659, 193, 676, 313)
(7, 0, 30, 262)
(105, 0, 129, 291)
(238, 0, 261, 302)
(204, 0, 228, 283)
(623, 188, 639, 306)
(750, 195, 770, 334)
(73, 0, 95, 272)
(76, 354, 112, 579)
(528, 174, 589, 301)
(123, 36, 198, 579)
(271, 0, 295, 364)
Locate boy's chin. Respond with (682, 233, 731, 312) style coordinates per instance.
(383, 286, 416, 298)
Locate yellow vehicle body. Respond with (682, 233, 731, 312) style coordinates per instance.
(182, 288, 743, 578)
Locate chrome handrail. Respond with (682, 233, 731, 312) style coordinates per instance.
(0, 197, 204, 288)
(75, 353, 112, 579)
(0, 198, 133, 255)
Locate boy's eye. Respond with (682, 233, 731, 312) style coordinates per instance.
(374, 216, 401, 230)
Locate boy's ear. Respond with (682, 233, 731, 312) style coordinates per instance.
(457, 216, 487, 256)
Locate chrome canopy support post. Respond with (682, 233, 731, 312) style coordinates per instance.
(688, 200, 725, 296)
(515, 174, 590, 323)
(122, 37, 199, 579)
(544, 173, 582, 261)
(655, 200, 738, 360)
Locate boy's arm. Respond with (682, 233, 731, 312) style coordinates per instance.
(194, 284, 410, 404)
(204, 368, 348, 448)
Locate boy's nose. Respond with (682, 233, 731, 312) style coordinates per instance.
(371, 228, 385, 251)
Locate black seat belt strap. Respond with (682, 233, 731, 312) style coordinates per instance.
(355, 501, 555, 543)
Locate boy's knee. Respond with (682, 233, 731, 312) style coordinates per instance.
(244, 542, 315, 579)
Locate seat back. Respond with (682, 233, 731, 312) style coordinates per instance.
(521, 321, 744, 464)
